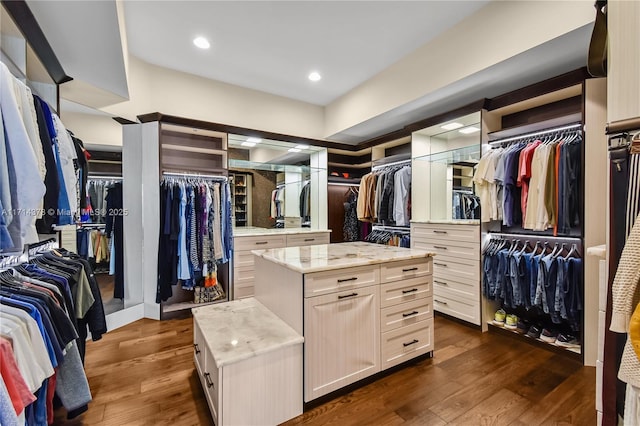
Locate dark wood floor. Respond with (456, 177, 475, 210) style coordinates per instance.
(54, 315, 596, 425)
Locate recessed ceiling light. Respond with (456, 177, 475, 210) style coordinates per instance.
(308, 71, 322, 82)
(459, 126, 480, 134)
(441, 122, 463, 130)
(246, 137, 262, 143)
(295, 144, 309, 150)
(193, 36, 210, 49)
(288, 148, 301, 153)
(241, 142, 256, 147)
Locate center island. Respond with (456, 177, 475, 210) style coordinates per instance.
(252, 241, 436, 403)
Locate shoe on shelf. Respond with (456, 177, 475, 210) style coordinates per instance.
(526, 325, 542, 338)
(493, 309, 506, 327)
(516, 320, 529, 334)
(540, 328, 559, 343)
(555, 333, 580, 348)
(505, 314, 519, 329)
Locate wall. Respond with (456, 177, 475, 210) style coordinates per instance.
(324, 0, 594, 138)
(61, 111, 122, 148)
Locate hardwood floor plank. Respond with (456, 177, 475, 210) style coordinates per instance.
(53, 315, 596, 425)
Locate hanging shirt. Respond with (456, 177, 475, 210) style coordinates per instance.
(393, 165, 411, 226)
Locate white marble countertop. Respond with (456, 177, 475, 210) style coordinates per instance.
(233, 227, 331, 237)
(192, 298, 303, 368)
(253, 241, 435, 273)
(411, 219, 480, 225)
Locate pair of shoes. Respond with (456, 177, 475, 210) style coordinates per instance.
(516, 320, 529, 334)
(493, 309, 506, 327)
(540, 328, 559, 343)
(526, 325, 542, 338)
(505, 314, 519, 330)
(555, 333, 580, 348)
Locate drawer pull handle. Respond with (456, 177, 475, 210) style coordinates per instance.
(403, 339, 419, 347)
(434, 262, 448, 267)
(204, 372, 214, 389)
(433, 230, 447, 234)
(337, 277, 358, 283)
(434, 299, 448, 305)
(255, 241, 269, 245)
(402, 267, 419, 272)
(402, 288, 418, 294)
(338, 292, 358, 299)
(304, 238, 315, 242)
(194, 343, 201, 354)
(434, 280, 448, 286)
(402, 311, 419, 318)
(434, 245, 448, 250)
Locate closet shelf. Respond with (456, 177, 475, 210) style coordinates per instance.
(487, 322, 581, 359)
(162, 144, 227, 155)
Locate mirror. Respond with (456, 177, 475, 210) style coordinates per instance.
(412, 112, 481, 222)
(228, 134, 327, 230)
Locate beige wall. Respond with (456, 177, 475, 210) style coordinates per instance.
(61, 111, 123, 148)
(324, 0, 594, 138)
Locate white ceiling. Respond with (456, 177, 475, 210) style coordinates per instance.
(123, 0, 490, 106)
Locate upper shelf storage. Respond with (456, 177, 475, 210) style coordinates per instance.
(160, 123, 228, 175)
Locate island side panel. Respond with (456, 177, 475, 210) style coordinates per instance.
(254, 255, 304, 334)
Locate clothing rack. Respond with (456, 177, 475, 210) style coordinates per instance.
(162, 171, 228, 181)
(372, 224, 411, 234)
(486, 232, 582, 249)
(488, 123, 582, 147)
(78, 223, 106, 229)
(371, 158, 411, 171)
(328, 182, 360, 187)
(88, 175, 123, 181)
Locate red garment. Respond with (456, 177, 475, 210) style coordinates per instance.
(47, 369, 57, 424)
(517, 140, 542, 224)
(0, 337, 36, 415)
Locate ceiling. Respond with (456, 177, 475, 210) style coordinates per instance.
(20, 1, 593, 147)
(122, 1, 490, 106)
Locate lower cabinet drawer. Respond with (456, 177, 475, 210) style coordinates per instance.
(381, 320, 433, 370)
(380, 298, 432, 333)
(202, 349, 221, 423)
(234, 235, 286, 251)
(233, 250, 255, 268)
(286, 232, 330, 247)
(432, 275, 478, 302)
(234, 285, 254, 299)
(193, 321, 205, 370)
(380, 276, 432, 308)
(433, 288, 481, 325)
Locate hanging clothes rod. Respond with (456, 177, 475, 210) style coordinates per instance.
(328, 182, 360, 187)
(371, 158, 411, 171)
(487, 232, 582, 246)
(372, 224, 411, 232)
(88, 175, 123, 180)
(162, 172, 227, 180)
(488, 123, 582, 146)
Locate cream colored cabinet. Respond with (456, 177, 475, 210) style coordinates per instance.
(304, 281, 380, 402)
(411, 222, 480, 325)
(233, 231, 330, 299)
(193, 300, 303, 425)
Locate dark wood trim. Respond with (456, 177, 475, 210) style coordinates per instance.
(88, 151, 122, 162)
(137, 112, 356, 151)
(358, 99, 488, 149)
(501, 96, 582, 129)
(1, 0, 72, 85)
(485, 68, 590, 111)
(327, 152, 372, 165)
(113, 116, 137, 125)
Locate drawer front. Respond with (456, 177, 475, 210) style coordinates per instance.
(233, 250, 255, 268)
(381, 320, 433, 370)
(433, 287, 481, 325)
(203, 348, 221, 420)
(411, 239, 479, 261)
(234, 285, 254, 299)
(286, 232, 330, 247)
(234, 235, 286, 251)
(411, 223, 479, 244)
(304, 265, 380, 297)
(193, 320, 205, 371)
(380, 258, 431, 283)
(433, 275, 479, 302)
(380, 276, 432, 308)
(234, 265, 255, 285)
(380, 298, 433, 333)
(432, 256, 480, 284)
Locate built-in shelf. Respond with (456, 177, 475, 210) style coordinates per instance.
(487, 322, 581, 359)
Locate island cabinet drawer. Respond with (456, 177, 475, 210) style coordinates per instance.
(201, 349, 221, 424)
(411, 223, 479, 244)
(380, 276, 432, 308)
(304, 265, 380, 298)
(193, 321, 206, 373)
(381, 320, 433, 370)
(380, 298, 432, 333)
(286, 232, 330, 247)
(380, 259, 431, 283)
(234, 235, 286, 252)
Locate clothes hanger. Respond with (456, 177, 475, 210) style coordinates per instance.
(552, 243, 567, 259)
